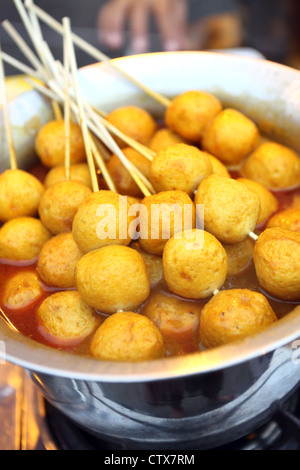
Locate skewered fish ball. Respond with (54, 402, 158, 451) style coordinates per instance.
(199, 289, 277, 348)
(89, 312, 165, 361)
(3, 271, 43, 309)
(38, 180, 92, 235)
(72, 190, 135, 253)
(141, 291, 201, 354)
(44, 163, 92, 189)
(165, 90, 222, 142)
(148, 128, 189, 152)
(206, 153, 231, 178)
(37, 232, 83, 288)
(253, 227, 300, 300)
(163, 229, 228, 299)
(75, 245, 150, 313)
(194, 175, 261, 244)
(139, 190, 196, 255)
(237, 178, 278, 225)
(201, 108, 259, 166)
(267, 207, 300, 232)
(37, 291, 100, 343)
(130, 241, 163, 287)
(0, 169, 44, 223)
(241, 142, 300, 190)
(106, 147, 151, 197)
(35, 119, 86, 168)
(149, 143, 212, 196)
(223, 239, 254, 275)
(106, 105, 157, 147)
(0, 217, 51, 261)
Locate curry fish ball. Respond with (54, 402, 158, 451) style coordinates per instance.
(106, 147, 151, 197)
(37, 291, 100, 342)
(37, 232, 83, 288)
(195, 175, 261, 244)
(106, 106, 157, 147)
(148, 128, 189, 152)
(223, 239, 254, 275)
(267, 208, 300, 232)
(35, 119, 86, 168)
(141, 291, 202, 351)
(3, 271, 43, 309)
(237, 178, 278, 225)
(44, 163, 92, 189)
(163, 229, 228, 299)
(72, 190, 134, 253)
(130, 241, 163, 287)
(89, 312, 164, 361)
(199, 289, 277, 349)
(139, 190, 196, 255)
(206, 153, 231, 178)
(149, 143, 212, 196)
(39, 181, 92, 235)
(241, 142, 300, 190)
(201, 108, 259, 166)
(165, 90, 222, 142)
(253, 228, 300, 300)
(0, 169, 44, 223)
(0, 217, 51, 261)
(75, 245, 150, 313)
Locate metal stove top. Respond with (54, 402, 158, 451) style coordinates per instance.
(1, 361, 300, 450)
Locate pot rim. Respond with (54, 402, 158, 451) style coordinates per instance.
(1, 51, 300, 382)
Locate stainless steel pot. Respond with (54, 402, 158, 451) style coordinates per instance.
(1, 52, 300, 449)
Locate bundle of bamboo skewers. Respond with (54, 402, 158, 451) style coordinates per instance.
(0, 0, 175, 198)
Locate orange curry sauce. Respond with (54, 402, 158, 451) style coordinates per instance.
(0, 163, 300, 357)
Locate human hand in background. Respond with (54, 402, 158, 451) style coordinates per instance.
(97, 0, 188, 54)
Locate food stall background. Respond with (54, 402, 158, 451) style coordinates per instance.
(0, 0, 299, 75)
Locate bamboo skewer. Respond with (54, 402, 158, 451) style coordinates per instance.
(26, 0, 44, 48)
(63, 17, 99, 193)
(249, 232, 258, 241)
(63, 20, 71, 181)
(12, 0, 62, 119)
(1, 51, 44, 81)
(89, 132, 117, 192)
(12, 0, 48, 71)
(93, 139, 111, 162)
(2, 20, 46, 78)
(25, 76, 57, 100)
(24, 0, 171, 108)
(0, 44, 18, 170)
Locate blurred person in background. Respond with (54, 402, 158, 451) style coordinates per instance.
(97, 0, 243, 54)
(97, 0, 299, 66)
(0, 0, 299, 75)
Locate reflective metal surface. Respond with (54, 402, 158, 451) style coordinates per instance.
(0, 79, 53, 172)
(25, 344, 300, 449)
